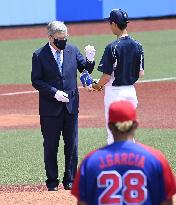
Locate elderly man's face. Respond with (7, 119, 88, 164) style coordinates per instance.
(49, 32, 69, 50)
(49, 32, 68, 43)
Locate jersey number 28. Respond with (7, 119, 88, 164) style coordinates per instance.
(97, 170, 147, 205)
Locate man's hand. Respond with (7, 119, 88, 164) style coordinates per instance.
(92, 83, 103, 91)
(85, 85, 95, 92)
(91, 79, 102, 91)
(92, 74, 111, 91)
(54, 90, 69, 102)
(84, 45, 96, 62)
(93, 79, 100, 84)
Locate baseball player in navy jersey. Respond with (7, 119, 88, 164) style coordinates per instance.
(72, 100, 176, 205)
(92, 9, 144, 144)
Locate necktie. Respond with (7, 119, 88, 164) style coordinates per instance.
(56, 51, 62, 73)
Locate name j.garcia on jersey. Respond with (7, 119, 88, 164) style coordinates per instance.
(99, 152, 145, 169)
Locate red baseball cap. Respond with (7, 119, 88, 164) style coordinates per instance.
(108, 100, 136, 123)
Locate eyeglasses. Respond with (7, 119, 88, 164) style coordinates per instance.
(51, 34, 69, 41)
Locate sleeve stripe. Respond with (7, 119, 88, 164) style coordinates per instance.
(71, 149, 99, 200)
(71, 167, 81, 200)
(137, 142, 176, 199)
(140, 54, 143, 70)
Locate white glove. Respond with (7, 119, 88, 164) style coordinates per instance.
(54, 90, 69, 103)
(84, 45, 96, 62)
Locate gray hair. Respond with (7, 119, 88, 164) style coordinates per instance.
(47, 21, 67, 36)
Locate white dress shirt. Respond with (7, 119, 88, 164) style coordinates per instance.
(49, 42, 63, 66)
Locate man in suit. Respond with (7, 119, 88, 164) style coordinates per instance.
(31, 21, 95, 191)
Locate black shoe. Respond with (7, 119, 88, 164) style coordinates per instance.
(64, 183, 73, 190)
(48, 187, 58, 191)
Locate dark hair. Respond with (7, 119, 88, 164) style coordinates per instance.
(109, 9, 128, 30)
(110, 19, 128, 30)
(117, 22, 127, 30)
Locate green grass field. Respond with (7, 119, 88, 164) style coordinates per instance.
(0, 30, 176, 84)
(0, 128, 175, 185)
(0, 29, 176, 186)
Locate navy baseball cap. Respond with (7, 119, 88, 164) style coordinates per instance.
(106, 9, 129, 25)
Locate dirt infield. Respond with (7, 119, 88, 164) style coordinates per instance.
(0, 184, 175, 205)
(0, 18, 176, 40)
(0, 188, 76, 205)
(0, 19, 176, 204)
(0, 82, 176, 129)
(0, 83, 176, 205)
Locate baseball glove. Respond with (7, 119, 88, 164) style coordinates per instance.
(80, 70, 93, 88)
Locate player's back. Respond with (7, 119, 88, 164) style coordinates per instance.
(81, 141, 175, 205)
(111, 36, 143, 86)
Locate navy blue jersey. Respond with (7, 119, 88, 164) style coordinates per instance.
(98, 36, 144, 86)
(72, 141, 176, 205)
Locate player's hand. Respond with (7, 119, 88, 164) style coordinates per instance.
(92, 83, 103, 91)
(84, 45, 96, 62)
(93, 79, 100, 84)
(85, 85, 95, 92)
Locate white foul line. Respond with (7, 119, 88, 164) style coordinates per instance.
(0, 90, 38, 96)
(0, 77, 176, 96)
(138, 77, 176, 83)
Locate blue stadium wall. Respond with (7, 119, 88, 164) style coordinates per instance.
(56, 0, 176, 21)
(1, 0, 176, 26)
(0, 0, 55, 26)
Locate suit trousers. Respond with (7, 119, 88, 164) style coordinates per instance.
(40, 104, 78, 188)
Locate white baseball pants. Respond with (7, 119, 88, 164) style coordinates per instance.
(104, 85, 138, 144)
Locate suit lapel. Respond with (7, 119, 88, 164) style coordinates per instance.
(44, 43, 62, 76)
(62, 45, 70, 74)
